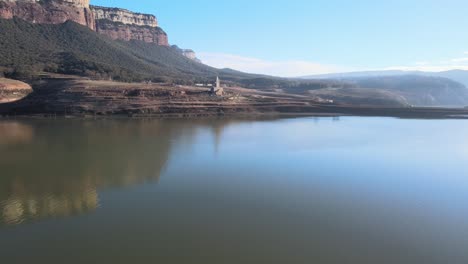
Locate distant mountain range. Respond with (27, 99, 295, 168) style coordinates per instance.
(301, 70, 468, 87)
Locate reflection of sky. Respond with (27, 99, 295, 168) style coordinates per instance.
(164, 117, 468, 249)
(2, 117, 468, 263)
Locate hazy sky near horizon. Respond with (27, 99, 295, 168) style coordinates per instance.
(93, 0, 468, 76)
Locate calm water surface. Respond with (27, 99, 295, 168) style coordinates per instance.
(1, 117, 468, 264)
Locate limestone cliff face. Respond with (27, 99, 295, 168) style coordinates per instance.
(91, 6, 158, 27)
(3, 0, 89, 7)
(172, 45, 201, 62)
(0, 0, 95, 30)
(182, 49, 197, 60)
(91, 6, 168, 46)
(94, 19, 168, 46)
(0, 0, 169, 46)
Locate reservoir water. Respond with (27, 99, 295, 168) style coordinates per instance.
(1, 117, 468, 264)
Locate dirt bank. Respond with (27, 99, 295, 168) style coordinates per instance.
(0, 76, 467, 119)
(0, 78, 33, 103)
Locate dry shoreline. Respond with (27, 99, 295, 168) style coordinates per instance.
(1, 109, 467, 120)
(1, 77, 468, 120)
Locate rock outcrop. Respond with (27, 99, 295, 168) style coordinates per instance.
(172, 45, 201, 62)
(94, 19, 168, 45)
(0, 78, 33, 103)
(91, 6, 158, 27)
(0, 0, 169, 45)
(0, 0, 95, 30)
(2, 0, 89, 8)
(182, 49, 197, 60)
(91, 6, 168, 46)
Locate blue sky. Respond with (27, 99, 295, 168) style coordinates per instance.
(93, 0, 468, 76)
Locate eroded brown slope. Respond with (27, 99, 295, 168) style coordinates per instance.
(1, 76, 467, 119)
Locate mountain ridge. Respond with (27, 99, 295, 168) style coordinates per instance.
(301, 69, 468, 87)
(0, 17, 277, 84)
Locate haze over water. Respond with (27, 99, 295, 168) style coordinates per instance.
(1, 117, 468, 263)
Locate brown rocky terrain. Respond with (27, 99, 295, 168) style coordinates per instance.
(94, 19, 168, 45)
(172, 45, 202, 62)
(92, 5, 169, 46)
(0, 78, 33, 103)
(1, 75, 467, 119)
(91, 6, 158, 27)
(0, 0, 95, 29)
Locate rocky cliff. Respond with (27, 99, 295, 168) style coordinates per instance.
(94, 19, 168, 46)
(0, 0, 95, 30)
(2, 0, 89, 8)
(172, 45, 201, 62)
(0, 78, 32, 103)
(92, 6, 168, 46)
(0, 0, 169, 45)
(91, 6, 158, 27)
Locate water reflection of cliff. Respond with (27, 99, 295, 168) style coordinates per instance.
(0, 121, 34, 145)
(0, 119, 173, 226)
(0, 118, 250, 226)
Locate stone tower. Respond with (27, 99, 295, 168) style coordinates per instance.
(211, 76, 224, 96)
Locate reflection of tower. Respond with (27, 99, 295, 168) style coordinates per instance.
(212, 122, 224, 155)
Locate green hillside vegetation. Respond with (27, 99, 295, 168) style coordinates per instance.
(0, 18, 252, 83)
(1, 18, 148, 81)
(1, 18, 468, 106)
(0, 18, 344, 89)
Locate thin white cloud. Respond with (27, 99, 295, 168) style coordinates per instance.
(380, 51, 468, 72)
(414, 61, 430, 66)
(199, 51, 468, 76)
(198, 52, 343, 77)
(382, 65, 468, 72)
(451, 57, 468, 63)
